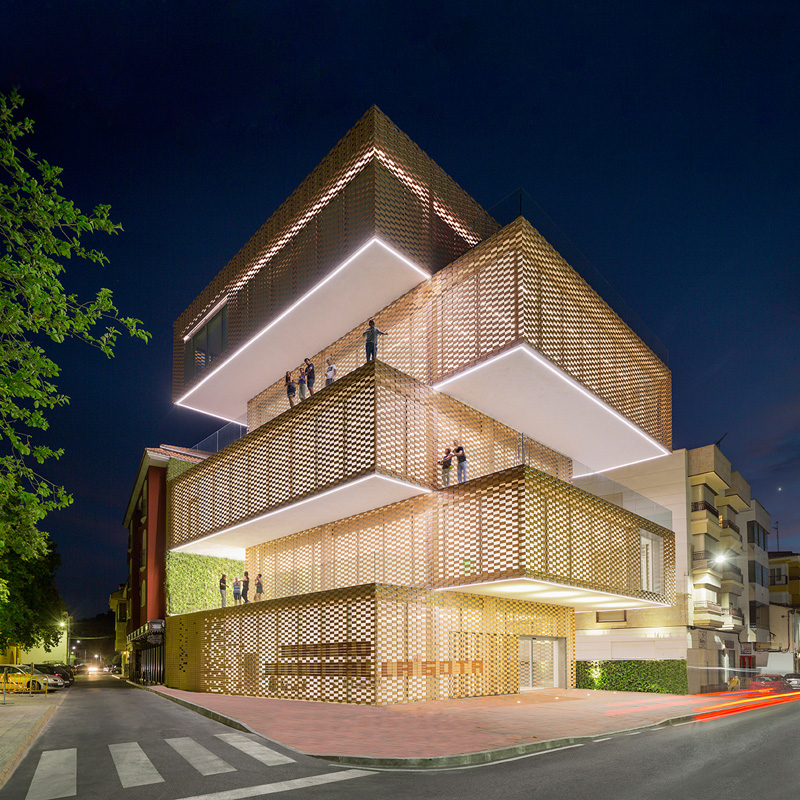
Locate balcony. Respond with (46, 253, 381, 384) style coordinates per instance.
(246, 218, 672, 473)
(721, 564, 745, 595)
(721, 606, 745, 631)
(170, 362, 571, 559)
(246, 465, 675, 612)
(693, 601, 724, 628)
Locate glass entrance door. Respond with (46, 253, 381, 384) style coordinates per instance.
(518, 636, 561, 689)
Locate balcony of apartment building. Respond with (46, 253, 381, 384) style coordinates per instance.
(720, 562, 745, 595)
(720, 605, 745, 632)
(693, 600, 725, 629)
(719, 517, 744, 556)
(169, 361, 572, 560)
(691, 550, 724, 594)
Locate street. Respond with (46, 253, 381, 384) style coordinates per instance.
(3, 676, 799, 800)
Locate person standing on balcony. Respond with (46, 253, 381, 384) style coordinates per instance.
(304, 358, 316, 395)
(438, 448, 453, 487)
(325, 357, 336, 386)
(363, 319, 387, 362)
(219, 575, 227, 607)
(298, 366, 308, 400)
(232, 577, 242, 605)
(254, 573, 263, 601)
(242, 571, 250, 604)
(285, 371, 296, 408)
(453, 441, 467, 483)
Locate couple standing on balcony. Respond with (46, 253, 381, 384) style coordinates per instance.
(438, 441, 467, 487)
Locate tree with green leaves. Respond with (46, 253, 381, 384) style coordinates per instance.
(0, 88, 149, 627)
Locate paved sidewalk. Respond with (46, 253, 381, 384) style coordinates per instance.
(0, 688, 67, 788)
(148, 686, 799, 764)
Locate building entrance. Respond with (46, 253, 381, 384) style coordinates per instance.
(518, 636, 566, 689)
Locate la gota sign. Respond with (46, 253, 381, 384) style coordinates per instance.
(381, 660, 483, 677)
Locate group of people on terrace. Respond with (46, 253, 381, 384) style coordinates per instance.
(283, 319, 388, 409)
(284, 357, 336, 408)
(219, 571, 264, 607)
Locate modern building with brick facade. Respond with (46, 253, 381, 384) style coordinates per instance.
(162, 108, 676, 704)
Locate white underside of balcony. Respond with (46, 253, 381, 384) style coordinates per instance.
(444, 577, 669, 611)
(171, 474, 428, 559)
(434, 343, 669, 473)
(178, 238, 429, 423)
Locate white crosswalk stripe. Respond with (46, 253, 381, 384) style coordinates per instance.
(215, 733, 296, 766)
(108, 741, 165, 788)
(22, 735, 304, 799)
(167, 736, 237, 775)
(25, 748, 76, 800)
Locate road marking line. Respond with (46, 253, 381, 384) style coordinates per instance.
(624, 731, 642, 735)
(166, 737, 237, 776)
(593, 737, 612, 742)
(171, 768, 373, 800)
(25, 749, 77, 800)
(215, 733, 295, 766)
(108, 742, 164, 788)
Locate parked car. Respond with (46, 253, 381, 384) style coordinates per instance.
(749, 674, 792, 692)
(36, 664, 73, 686)
(1, 665, 61, 692)
(783, 673, 800, 690)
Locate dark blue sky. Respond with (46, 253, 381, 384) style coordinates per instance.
(4, 1, 799, 616)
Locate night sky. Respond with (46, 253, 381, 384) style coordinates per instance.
(3, 1, 799, 616)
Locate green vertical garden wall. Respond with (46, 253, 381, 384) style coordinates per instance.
(576, 659, 688, 694)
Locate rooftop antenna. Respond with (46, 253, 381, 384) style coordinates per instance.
(773, 520, 780, 550)
(715, 432, 728, 448)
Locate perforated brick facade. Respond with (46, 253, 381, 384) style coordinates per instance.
(165, 584, 575, 704)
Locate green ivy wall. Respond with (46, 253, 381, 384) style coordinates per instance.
(165, 552, 245, 616)
(576, 659, 688, 695)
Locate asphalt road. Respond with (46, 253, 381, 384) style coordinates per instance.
(4, 676, 799, 800)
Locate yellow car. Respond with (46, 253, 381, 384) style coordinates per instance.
(1, 665, 53, 693)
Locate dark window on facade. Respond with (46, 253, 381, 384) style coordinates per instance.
(596, 610, 627, 623)
(184, 305, 228, 382)
(748, 562, 768, 587)
(747, 521, 769, 550)
(749, 601, 769, 629)
(117, 605, 127, 623)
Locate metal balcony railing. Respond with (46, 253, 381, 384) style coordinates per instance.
(694, 601, 723, 614)
(722, 519, 740, 535)
(723, 564, 743, 580)
(691, 500, 720, 517)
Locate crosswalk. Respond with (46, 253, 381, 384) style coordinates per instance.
(22, 732, 364, 800)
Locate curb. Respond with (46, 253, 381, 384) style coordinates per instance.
(314, 714, 700, 768)
(0, 694, 67, 790)
(130, 681, 702, 769)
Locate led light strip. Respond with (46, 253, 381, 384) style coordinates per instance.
(433, 343, 671, 458)
(436, 576, 671, 608)
(170, 473, 430, 552)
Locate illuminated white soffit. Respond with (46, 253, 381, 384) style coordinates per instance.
(433, 344, 670, 473)
(170, 474, 428, 558)
(443, 577, 670, 611)
(177, 238, 429, 422)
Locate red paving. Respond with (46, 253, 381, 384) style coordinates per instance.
(151, 687, 800, 758)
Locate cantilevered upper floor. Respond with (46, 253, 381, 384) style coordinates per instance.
(246, 218, 672, 472)
(173, 106, 498, 420)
